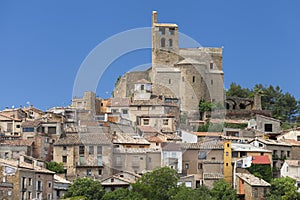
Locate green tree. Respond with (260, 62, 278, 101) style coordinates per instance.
(132, 167, 179, 200)
(247, 164, 272, 183)
(210, 179, 237, 200)
(267, 177, 300, 200)
(64, 178, 104, 200)
(171, 185, 212, 200)
(226, 83, 252, 98)
(45, 161, 65, 173)
(101, 188, 143, 200)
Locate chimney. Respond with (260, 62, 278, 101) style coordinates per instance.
(253, 94, 262, 110)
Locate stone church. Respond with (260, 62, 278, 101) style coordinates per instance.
(113, 11, 224, 117)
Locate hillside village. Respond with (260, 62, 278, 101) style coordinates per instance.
(1, 11, 300, 200)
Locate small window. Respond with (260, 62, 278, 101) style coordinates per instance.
(232, 152, 238, 158)
(192, 76, 195, 83)
(264, 124, 273, 132)
(48, 182, 52, 188)
(185, 163, 189, 169)
(287, 151, 290, 157)
(211, 80, 213, 85)
(87, 169, 92, 176)
(63, 146, 67, 151)
(182, 76, 184, 82)
(161, 38, 165, 47)
(169, 28, 175, 35)
(163, 119, 169, 125)
(169, 79, 171, 84)
(122, 109, 128, 115)
(79, 146, 85, 155)
(159, 27, 165, 35)
(62, 156, 67, 163)
(198, 151, 207, 159)
(143, 119, 149, 125)
(98, 169, 102, 175)
(169, 39, 173, 47)
(253, 188, 258, 198)
(97, 146, 102, 154)
(141, 85, 145, 90)
(16, 124, 20, 128)
(210, 63, 214, 69)
(198, 163, 203, 169)
(137, 106, 141, 111)
(226, 163, 229, 166)
(89, 146, 94, 155)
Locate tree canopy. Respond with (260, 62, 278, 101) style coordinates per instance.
(267, 177, 300, 200)
(45, 161, 65, 173)
(64, 178, 105, 200)
(226, 83, 300, 123)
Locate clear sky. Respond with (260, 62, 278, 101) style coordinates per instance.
(0, 1, 299, 110)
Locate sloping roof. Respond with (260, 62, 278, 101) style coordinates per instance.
(162, 142, 181, 151)
(1, 139, 34, 146)
(112, 132, 150, 145)
(181, 140, 224, 150)
(252, 155, 271, 165)
(232, 143, 272, 152)
(193, 132, 223, 137)
(176, 58, 203, 65)
(253, 138, 292, 147)
(21, 120, 41, 127)
(282, 139, 300, 146)
(136, 79, 151, 84)
(54, 133, 111, 146)
(108, 97, 130, 107)
(236, 173, 270, 186)
(0, 158, 54, 174)
(137, 126, 160, 134)
(285, 160, 300, 167)
(54, 174, 71, 184)
(0, 113, 21, 121)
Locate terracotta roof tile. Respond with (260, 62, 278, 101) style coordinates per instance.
(252, 155, 270, 165)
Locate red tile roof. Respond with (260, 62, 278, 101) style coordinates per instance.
(252, 155, 270, 165)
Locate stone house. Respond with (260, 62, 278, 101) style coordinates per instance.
(53, 132, 113, 181)
(249, 138, 293, 177)
(0, 113, 22, 136)
(181, 140, 229, 188)
(100, 171, 141, 192)
(161, 142, 182, 173)
(277, 127, 300, 141)
(235, 173, 270, 200)
(112, 147, 161, 175)
(53, 174, 70, 200)
(280, 160, 300, 192)
(0, 139, 34, 160)
(0, 157, 54, 200)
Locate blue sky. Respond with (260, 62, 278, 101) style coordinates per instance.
(0, 1, 299, 110)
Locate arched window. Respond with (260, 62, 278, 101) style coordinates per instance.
(161, 38, 165, 47)
(169, 39, 173, 47)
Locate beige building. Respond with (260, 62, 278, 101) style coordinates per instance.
(114, 11, 224, 120)
(53, 132, 113, 181)
(0, 157, 54, 200)
(235, 173, 270, 200)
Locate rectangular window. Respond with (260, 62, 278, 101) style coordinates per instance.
(210, 63, 214, 69)
(198, 151, 207, 159)
(23, 127, 34, 132)
(87, 169, 92, 176)
(253, 188, 258, 198)
(211, 80, 213, 85)
(297, 136, 300, 141)
(97, 156, 103, 166)
(264, 124, 273, 132)
(79, 146, 85, 155)
(163, 119, 169, 125)
(122, 109, 128, 114)
(143, 119, 149, 125)
(169, 28, 175, 35)
(287, 151, 290, 157)
(159, 27, 165, 35)
(98, 169, 102, 175)
(63, 146, 67, 151)
(89, 146, 94, 155)
(192, 76, 195, 83)
(240, 152, 247, 157)
(116, 156, 122, 166)
(198, 163, 203, 169)
(185, 163, 189, 169)
(62, 156, 67, 163)
(28, 178, 32, 186)
(97, 146, 102, 154)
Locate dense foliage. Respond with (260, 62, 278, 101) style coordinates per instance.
(64, 178, 105, 200)
(247, 164, 272, 183)
(45, 161, 65, 173)
(267, 177, 300, 200)
(226, 83, 300, 123)
(102, 167, 237, 200)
